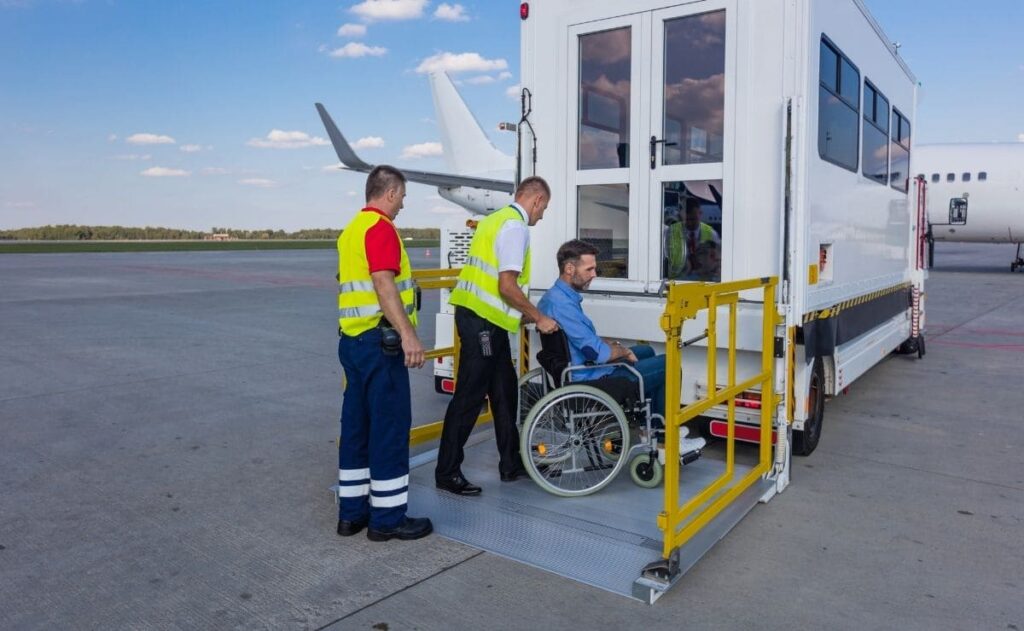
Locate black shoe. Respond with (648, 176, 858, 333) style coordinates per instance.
(337, 518, 369, 537)
(499, 467, 529, 482)
(435, 474, 482, 496)
(366, 516, 433, 542)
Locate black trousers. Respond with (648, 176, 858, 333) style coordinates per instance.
(435, 306, 521, 480)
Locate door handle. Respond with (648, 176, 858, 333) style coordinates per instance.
(649, 136, 678, 169)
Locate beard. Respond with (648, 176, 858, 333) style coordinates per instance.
(570, 272, 592, 291)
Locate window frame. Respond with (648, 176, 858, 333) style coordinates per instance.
(817, 35, 861, 173)
(861, 78, 889, 185)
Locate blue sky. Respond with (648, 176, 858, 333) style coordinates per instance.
(1, 0, 1021, 231)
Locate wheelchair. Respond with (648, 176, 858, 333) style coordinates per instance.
(517, 330, 705, 497)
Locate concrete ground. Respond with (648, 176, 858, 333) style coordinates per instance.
(1, 242, 1021, 630)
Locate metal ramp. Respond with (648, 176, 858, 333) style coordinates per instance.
(407, 431, 771, 603)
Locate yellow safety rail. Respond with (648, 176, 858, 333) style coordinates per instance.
(658, 276, 778, 559)
(407, 268, 493, 447)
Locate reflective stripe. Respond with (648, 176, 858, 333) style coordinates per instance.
(395, 278, 415, 292)
(370, 491, 408, 508)
(454, 279, 521, 320)
(369, 475, 408, 492)
(338, 280, 375, 293)
(465, 255, 499, 277)
(338, 484, 369, 497)
(339, 305, 381, 318)
(405, 303, 415, 315)
(339, 467, 370, 481)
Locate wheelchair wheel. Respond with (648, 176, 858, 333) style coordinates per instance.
(517, 367, 552, 429)
(520, 385, 630, 497)
(629, 452, 663, 488)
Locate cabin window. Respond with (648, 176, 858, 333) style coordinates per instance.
(946, 173, 955, 182)
(931, 173, 940, 183)
(578, 27, 632, 170)
(962, 172, 971, 182)
(578, 184, 629, 278)
(661, 180, 722, 283)
(890, 109, 910, 193)
(861, 80, 889, 185)
(978, 171, 987, 181)
(818, 37, 859, 172)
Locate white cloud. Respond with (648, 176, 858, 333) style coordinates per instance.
(353, 136, 385, 149)
(400, 141, 443, 159)
(350, 0, 426, 21)
(127, 133, 176, 145)
(107, 133, 118, 142)
(239, 178, 278, 188)
(347, 191, 359, 196)
(328, 42, 387, 58)
(321, 164, 343, 173)
(1018, 133, 1024, 142)
(430, 204, 470, 216)
(201, 167, 230, 175)
(415, 51, 507, 75)
(179, 144, 204, 153)
(498, 71, 512, 80)
(247, 129, 329, 149)
(337, 23, 367, 37)
(140, 166, 189, 177)
(464, 75, 495, 85)
(506, 85, 521, 99)
(434, 3, 469, 21)
(112, 154, 152, 161)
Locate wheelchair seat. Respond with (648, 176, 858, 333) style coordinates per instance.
(536, 330, 639, 406)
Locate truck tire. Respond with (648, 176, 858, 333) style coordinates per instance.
(793, 360, 824, 456)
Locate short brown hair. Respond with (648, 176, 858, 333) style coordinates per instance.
(556, 239, 599, 274)
(515, 175, 550, 200)
(365, 165, 406, 202)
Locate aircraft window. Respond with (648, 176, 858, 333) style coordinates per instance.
(978, 171, 987, 181)
(946, 173, 955, 182)
(931, 173, 940, 183)
(962, 172, 971, 182)
(578, 184, 629, 278)
(862, 79, 888, 185)
(661, 180, 722, 283)
(818, 37, 859, 172)
(578, 27, 631, 170)
(890, 108, 910, 193)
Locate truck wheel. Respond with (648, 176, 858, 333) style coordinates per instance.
(793, 360, 824, 456)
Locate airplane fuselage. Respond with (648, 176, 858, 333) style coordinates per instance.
(916, 143, 1024, 243)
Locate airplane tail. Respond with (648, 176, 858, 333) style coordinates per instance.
(429, 71, 514, 177)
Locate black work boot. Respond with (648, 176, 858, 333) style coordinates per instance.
(366, 516, 433, 542)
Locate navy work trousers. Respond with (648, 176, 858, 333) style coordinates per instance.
(435, 307, 521, 480)
(337, 327, 411, 529)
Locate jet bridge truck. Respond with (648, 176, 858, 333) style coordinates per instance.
(517, 0, 926, 458)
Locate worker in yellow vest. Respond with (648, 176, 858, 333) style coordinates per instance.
(434, 176, 560, 496)
(336, 165, 431, 542)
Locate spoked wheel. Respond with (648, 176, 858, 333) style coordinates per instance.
(517, 367, 552, 429)
(520, 385, 630, 497)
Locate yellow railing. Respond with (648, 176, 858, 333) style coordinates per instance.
(407, 268, 493, 447)
(658, 276, 778, 559)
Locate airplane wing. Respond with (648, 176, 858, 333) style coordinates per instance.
(315, 103, 514, 194)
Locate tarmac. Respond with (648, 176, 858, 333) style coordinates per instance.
(1, 242, 1022, 630)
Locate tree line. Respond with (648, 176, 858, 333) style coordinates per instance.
(0, 225, 440, 241)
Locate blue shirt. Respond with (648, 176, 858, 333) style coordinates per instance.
(536, 279, 614, 381)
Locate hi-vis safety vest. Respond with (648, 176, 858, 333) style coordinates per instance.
(449, 205, 530, 332)
(337, 211, 418, 337)
(668, 221, 716, 278)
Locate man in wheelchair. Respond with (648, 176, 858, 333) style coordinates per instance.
(517, 240, 705, 496)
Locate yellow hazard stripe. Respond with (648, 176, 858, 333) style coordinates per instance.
(802, 281, 911, 324)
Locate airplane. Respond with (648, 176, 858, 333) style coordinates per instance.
(315, 71, 515, 216)
(915, 143, 1024, 272)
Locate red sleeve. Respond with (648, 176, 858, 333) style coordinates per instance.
(364, 219, 401, 274)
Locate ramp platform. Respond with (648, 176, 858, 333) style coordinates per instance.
(408, 432, 771, 602)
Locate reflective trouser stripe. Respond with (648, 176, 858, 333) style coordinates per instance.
(370, 491, 407, 508)
(370, 475, 409, 492)
(339, 467, 370, 481)
(338, 484, 369, 497)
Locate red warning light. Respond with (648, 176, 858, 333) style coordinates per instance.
(520, 3, 529, 20)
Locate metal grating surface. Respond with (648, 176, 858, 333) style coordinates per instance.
(407, 434, 757, 600)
